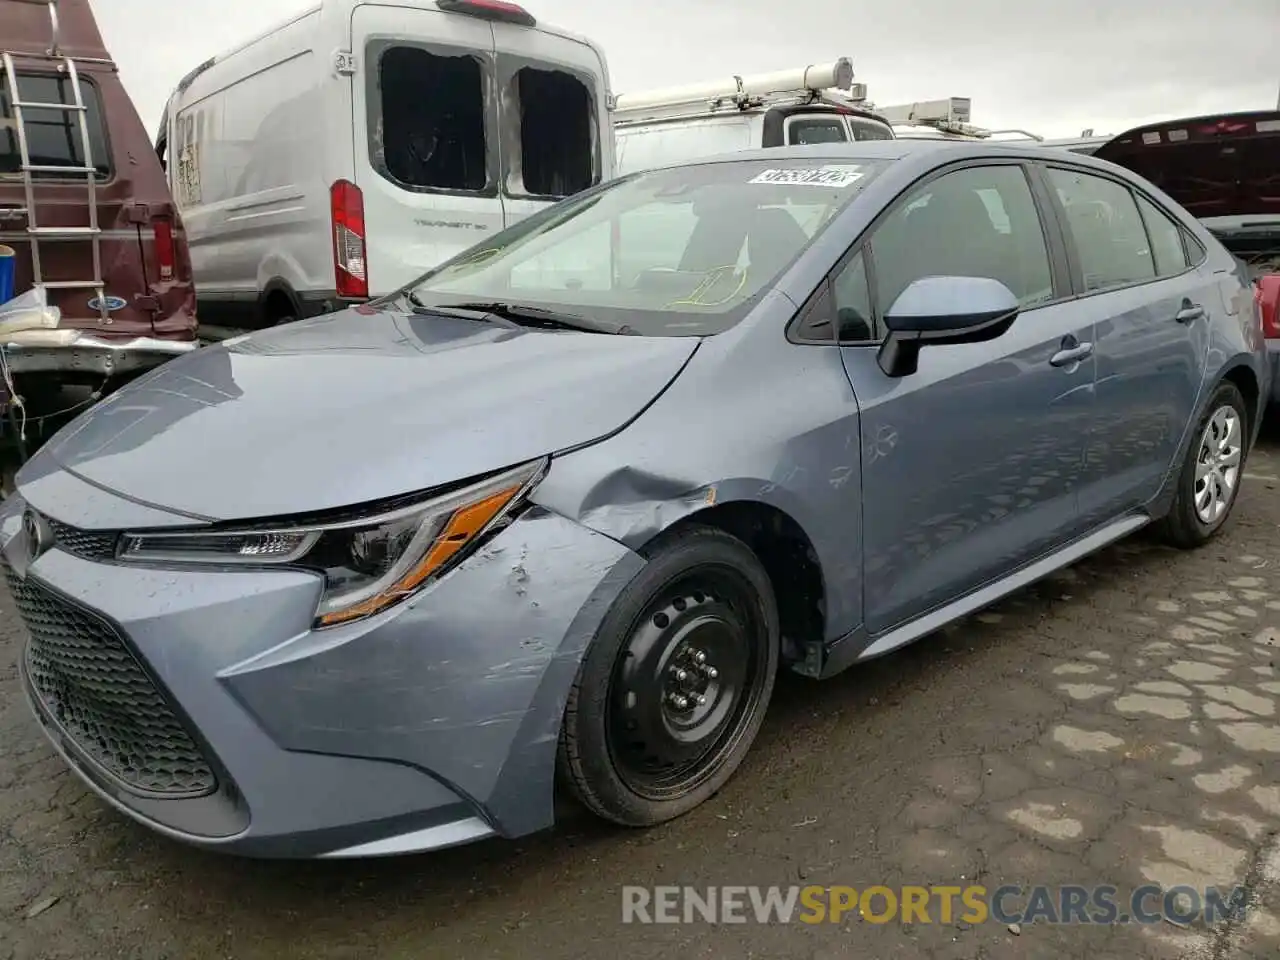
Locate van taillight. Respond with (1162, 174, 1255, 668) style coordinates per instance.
(153, 219, 175, 281)
(330, 179, 368, 299)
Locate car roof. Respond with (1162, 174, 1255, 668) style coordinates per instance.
(638, 138, 1135, 177)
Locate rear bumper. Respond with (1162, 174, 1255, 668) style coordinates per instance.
(1, 333, 198, 377)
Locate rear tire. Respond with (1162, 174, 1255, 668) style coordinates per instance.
(1156, 381, 1249, 549)
(557, 526, 779, 827)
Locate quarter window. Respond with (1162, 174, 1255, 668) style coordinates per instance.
(1135, 194, 1189, 277)
(831, 250, 875, 341)
(868, 164, 1054, 319)
(1048, 168, 1155, 292)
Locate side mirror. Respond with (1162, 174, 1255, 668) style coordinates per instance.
(877, 276, 1020, 378)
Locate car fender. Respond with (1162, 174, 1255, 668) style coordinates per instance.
(528, 308, 866, 643)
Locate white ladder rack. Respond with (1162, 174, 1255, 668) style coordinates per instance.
(2, 0, 107, 321)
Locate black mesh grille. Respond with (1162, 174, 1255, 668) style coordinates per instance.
(46, 519, 118, 562)
(6, 568, 216, 797)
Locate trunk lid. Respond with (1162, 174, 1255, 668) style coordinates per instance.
(1092, 110, 1280, 278)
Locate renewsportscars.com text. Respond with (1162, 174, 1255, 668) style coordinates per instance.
(621, 884, 1249, 926)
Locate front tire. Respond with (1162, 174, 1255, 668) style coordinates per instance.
(557, 526, 779, 827)
(1156, 381, 1249, 549)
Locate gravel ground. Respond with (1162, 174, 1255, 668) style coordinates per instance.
(2, 426, 1280, 960)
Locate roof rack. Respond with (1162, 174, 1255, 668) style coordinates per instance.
(612, 59, 883, 125)
(835, 92, 1043, 141)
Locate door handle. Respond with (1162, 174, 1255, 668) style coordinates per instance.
(1050, 342, 1094, 367)
(1176, 303, 1205, 323)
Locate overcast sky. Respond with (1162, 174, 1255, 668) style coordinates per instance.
(100, 0, 1277, 140)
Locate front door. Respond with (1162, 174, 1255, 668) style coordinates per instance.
(834, 161, 1095, 635)
(1042, 164, 1213, 526)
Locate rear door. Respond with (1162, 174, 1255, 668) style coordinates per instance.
(0, 67, 153, 332)
(491, 24, 611, 227)
(1040, 163, 1213, 525)
(350, 3, 501, 295)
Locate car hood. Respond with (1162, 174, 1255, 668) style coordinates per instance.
(34, 306, 699, 522)
(1093, 111, 1279, 224)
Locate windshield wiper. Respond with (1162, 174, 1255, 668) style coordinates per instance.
(406, 300, 520, 329)
(442, 301, 631, 335)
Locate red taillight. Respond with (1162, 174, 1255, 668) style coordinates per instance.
(153, 218, 175, 282)
(436, 0, 536, 26)
(330, 179, 368, 299)
(1256, 275, 1280, 339)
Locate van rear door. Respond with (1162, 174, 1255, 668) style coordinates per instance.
(0, 67, 157, 335)
(489, 15, 611, 227)
(350, 1, 503, 296)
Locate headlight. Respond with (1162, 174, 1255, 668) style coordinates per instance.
(119, 459, 546, 627)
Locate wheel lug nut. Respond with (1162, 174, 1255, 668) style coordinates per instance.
(703, 665, 718, 679)
(695, 694, 707, 706)
(692, 650, 707, 665)
(669, 694, 689, 710)
(672, 668, 688, 682)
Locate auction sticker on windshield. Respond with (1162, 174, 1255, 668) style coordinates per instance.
(749, 168, 863, 187)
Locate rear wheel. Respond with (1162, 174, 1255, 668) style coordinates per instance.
(1156, 381, 1249, 548)
(558, 526, 779, 826)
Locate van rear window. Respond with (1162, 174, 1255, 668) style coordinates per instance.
(787, 116, 847, 145)
(0, 72, 111, 179)
(374, 46, 488, 193)
(508, 66, 596, 198)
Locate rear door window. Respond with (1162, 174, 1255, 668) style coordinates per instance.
(371, 45, 490, 193)
(0, 72, 111, 179)
(503, 62, 598, 199)
(1048, 168, 1156, 292)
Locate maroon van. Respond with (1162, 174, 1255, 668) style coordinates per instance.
(1, 0, 198, 428)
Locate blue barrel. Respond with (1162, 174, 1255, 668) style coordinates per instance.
(0, 245, 14, 305)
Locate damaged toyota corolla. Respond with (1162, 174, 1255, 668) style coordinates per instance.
(1, 141, 1269, 859)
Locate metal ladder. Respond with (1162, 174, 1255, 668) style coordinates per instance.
(2, 0, 107, 322)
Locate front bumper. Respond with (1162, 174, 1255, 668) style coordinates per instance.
(0, 481, 643, 859)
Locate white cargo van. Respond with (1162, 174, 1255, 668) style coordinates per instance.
(155, 0, 614, 329)
(612, 60, 895, 177)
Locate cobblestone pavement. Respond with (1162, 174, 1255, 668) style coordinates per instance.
(2, 430, 1279, 960)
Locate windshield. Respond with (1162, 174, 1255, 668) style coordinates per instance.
(407, 156, 887, 336)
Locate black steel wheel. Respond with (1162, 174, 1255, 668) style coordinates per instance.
(558, 525, 779, 826)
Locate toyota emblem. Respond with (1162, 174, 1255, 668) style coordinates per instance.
(23, 509, 48, 561)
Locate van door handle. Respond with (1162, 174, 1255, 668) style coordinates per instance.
(1176, 302, 1205, 323)
(1050, 341, 1094, 367)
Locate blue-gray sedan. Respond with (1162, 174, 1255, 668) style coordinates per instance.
(1, 141, 1271, 859)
